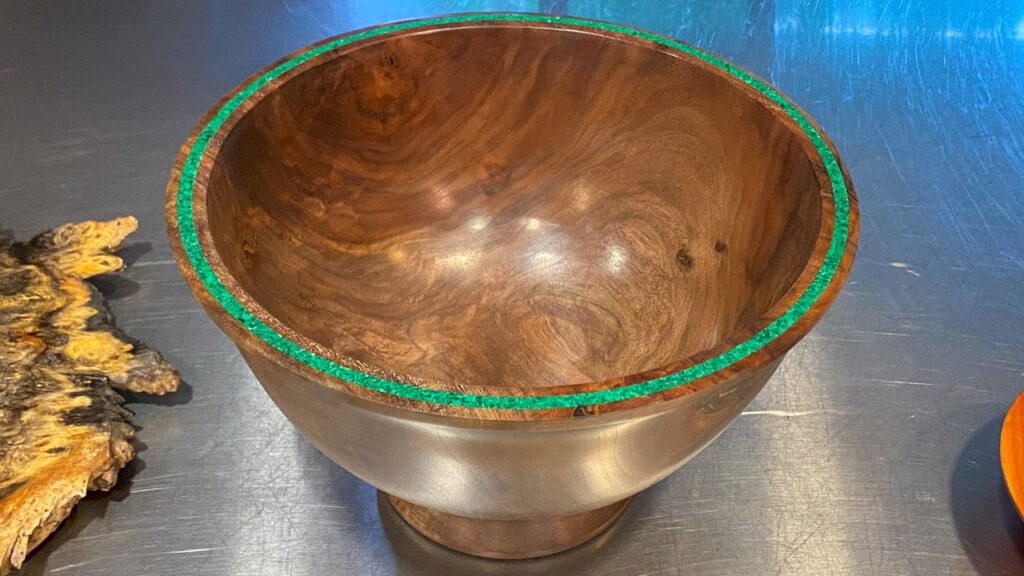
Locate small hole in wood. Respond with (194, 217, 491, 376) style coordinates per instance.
(676, 248, 693, 269)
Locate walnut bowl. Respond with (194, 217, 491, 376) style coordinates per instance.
(166, 14, 858, 559)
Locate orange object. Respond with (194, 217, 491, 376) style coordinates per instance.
(1000, 391, 1024, 520)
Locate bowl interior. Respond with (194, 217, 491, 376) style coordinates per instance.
(205, 24, 822, 391)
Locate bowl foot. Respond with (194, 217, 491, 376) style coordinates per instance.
(384, 493, 629, 559)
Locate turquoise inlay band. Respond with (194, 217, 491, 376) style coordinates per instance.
(176, 14, 850, 410)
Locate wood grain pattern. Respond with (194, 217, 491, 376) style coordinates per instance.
(1001, 391, 1024, 521)
(0, 218, 179, 574)
(165, 17, 859, 557)
(167, 17, 859, 420)
(203, 25, 820, 392)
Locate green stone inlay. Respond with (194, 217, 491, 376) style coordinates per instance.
(176, 14, 850, 410)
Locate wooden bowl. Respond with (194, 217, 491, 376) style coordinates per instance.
(166, 14, 858, 559)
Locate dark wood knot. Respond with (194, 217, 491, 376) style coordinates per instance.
(676, 247, 693, 269)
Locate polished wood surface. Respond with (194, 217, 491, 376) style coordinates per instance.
(387, 493, 629, 559)
(1001, 391, 1024, 521)
(201, 24, 823, 394)
(167, 18, 859, 561)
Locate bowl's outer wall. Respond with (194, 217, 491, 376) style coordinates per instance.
(237, 339, 781, 519)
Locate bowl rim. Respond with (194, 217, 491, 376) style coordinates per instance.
(165, 13, 859, 420)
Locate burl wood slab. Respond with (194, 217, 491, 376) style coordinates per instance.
(0, 217, 179, 574)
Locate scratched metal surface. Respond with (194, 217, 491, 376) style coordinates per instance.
(1, 0, 1023, 574)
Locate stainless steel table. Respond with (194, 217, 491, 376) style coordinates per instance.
(2, 1, 1022, 574)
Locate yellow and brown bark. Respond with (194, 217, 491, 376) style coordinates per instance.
(0, 217, 179, 574)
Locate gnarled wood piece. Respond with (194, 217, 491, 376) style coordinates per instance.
(0, 217, 179, 574)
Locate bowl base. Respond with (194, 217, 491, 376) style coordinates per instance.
(385, 493, 630, 559)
